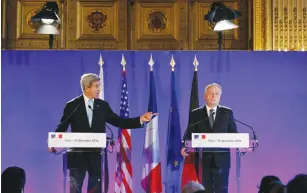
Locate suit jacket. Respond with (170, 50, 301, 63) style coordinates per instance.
(184, 105, 238, 168)
(55, 95, 142, 169)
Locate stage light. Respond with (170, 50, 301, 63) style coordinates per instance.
(213, 20, 238, 31)
(32, 2, 61, 49)
(204, 2, 241, 50)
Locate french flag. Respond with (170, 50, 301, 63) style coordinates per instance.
(141, 59, 162, 193)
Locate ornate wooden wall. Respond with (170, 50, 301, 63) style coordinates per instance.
(3, 0, 306, 50)
(1, 0, 252, 50)
(254, 0, 307, 51)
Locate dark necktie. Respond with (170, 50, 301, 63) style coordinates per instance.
(209, 109, 215, 129)
(87, 99, 93, 127)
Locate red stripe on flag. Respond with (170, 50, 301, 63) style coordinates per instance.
(122, 175, 132, 193)
(120, 147, 132, 177)
(181, 152, 198, 188)
(141, 163, 162, 193)
(122, 129, 132, 149)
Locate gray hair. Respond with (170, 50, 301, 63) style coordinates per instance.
(80, 73, 100, 92)
(181, 181, 205, 193)
(204, 83, 222, 95)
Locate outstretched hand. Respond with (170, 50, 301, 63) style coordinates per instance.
(140, 112, 159, 122)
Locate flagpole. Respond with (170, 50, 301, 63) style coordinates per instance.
(141, 54, 162, 193)
(98, 54, 107, 193)
(193, 55, 202, 183)
(147, 54, 154, 192)
(115, 54, 133, 193)
(165, 54, 183, 193)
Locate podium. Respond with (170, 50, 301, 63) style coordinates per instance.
(184, 133, 258, 193)
(48, 132, 110, 193)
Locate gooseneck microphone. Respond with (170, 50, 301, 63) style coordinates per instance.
(51, 104, 80, 154)
(223, 110, 258, 141)
(182, 112, 215, 144)
(88, 105, 115, 152)
(56, 104, 80, 131)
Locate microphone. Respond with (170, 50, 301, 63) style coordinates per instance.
(88, 105, 115, 148)
(51, 104, 80, 153)
(182, 111, 215, 142)
(223, 110, 257, 141)
(57, 104, 80, 130)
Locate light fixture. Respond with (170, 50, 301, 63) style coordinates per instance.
(204, 2, 241, 50)
(32, 2, 61, 49)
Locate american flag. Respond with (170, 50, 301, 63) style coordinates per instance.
(115, 69, 133, 193)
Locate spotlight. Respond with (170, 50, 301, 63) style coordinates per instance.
(204, 2, 241, 50)
(32, 2, 61, 49)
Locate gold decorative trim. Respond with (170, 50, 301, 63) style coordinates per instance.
(265, 0, 272, 50)
(254, 0, 272, 50)
(253, 0, 262, 50)
(255, 0, 307, 51)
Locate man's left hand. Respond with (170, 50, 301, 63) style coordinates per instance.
(140, 112, 158, 123)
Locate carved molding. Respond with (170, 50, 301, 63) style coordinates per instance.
(131, 0, 188, 50)
(255, 0, 306, 51)
(66, 0, 126, 50)
(254, 0, 272, 50)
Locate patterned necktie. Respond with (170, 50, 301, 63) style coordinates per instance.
(209, 109, 215, 129)
(87, 99, 93, 127)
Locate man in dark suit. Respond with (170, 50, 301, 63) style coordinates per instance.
(181, 83, 238, 193)
(48, 73, 156, 193)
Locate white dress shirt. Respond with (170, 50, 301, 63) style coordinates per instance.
(83, 94, 94, 126)
(83, 94, 94, 109)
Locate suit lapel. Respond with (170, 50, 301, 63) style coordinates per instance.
(202, 106, 212, 130)
(212, 105, 222, 130)
(91, 100, 100, 129)
(78, 95, 91, 129)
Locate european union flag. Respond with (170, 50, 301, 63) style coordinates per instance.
(164, 70, 183, 193)
(51, 134, 55, 138)
(194, 135, 199, 139)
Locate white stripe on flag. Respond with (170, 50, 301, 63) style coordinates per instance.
(144, 116, 158, 148)
(121, 130, 131, 149)
(121, 162, 132, 192)
(115, 184, 121, 193)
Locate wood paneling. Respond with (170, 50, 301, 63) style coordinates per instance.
(190, 0, 248, 50)
(66, 0, 127, 49)
(131, 0, 188, 50)
(2, 0, 7, 49)
(6, 0, 62, 49)
(3, 0, 252, 50)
